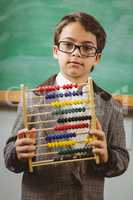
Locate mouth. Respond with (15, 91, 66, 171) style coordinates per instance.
(68, 61, 82, 66)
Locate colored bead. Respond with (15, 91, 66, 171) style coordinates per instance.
(55, 85, 60, 90)
(47, 143, 52, 148)
(54, 123, 89, 131)
(36, 83, 81, 93)
(59, 93, 64, 97)
(37, 86, 44, 92)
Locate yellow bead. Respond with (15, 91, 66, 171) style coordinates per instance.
(64, 141, 67, 146)
(65, 101, 68, 106)
(67, 141, 70, 146)
(58, 142, 62, 147)
(47, 143, 51, 148)
(77, 100, 80, 104)
(61, 102, 64, 107)
(56, 102, 59, 107)
(72, 141, 76, 145)
(80, 100, 83, 104)
(69, 101, 73, 106)
(66, 101, 70, 106)
(55, 141, 58, 147)
(51, 142, 55, 148)
(87, 137, 93, 143)
(51, 101, 56, 107)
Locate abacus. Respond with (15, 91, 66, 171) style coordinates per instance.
(20, 77, 99, 172)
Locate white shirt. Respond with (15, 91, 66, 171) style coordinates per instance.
(55, 72, 91, 148)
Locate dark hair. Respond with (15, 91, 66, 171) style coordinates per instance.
(54, 12, 106, 53)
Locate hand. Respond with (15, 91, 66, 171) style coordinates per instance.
(15, 128, 36, 161)
(89, 120, 108, 163)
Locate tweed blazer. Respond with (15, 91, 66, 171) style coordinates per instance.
(4, 74, 129, 200)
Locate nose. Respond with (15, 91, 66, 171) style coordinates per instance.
(71, 46, 81, 57)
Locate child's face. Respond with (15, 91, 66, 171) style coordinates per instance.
(53, 22, 101, 83)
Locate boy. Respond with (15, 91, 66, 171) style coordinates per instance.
(4, 12, 129, 200)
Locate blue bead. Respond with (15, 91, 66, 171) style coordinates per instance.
(59, 93, 63, 97)
(69, 92, 72, 96)
(59, 134, 62, 139)
(55, 93, 59, 98)
(72, 91, 76, 96)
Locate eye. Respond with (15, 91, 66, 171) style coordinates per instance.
(62, 42, 74, 50)
(82, 45, 95, 53)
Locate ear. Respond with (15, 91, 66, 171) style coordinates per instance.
(53, 46, 58, 59)
(94, 53, 102, 65)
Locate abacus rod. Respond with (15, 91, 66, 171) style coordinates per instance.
(35, 130, 89, 141)
(88, 77, 96, 130)
(27, 115, 91, 125)
(27, 99, 89, 109)
(20, 84, 33, 172)
(28, 122, 89, 133)
(28, 103, 51, 109)
(21, 85, 28, 129)
(28, 119, 56, 125)
(34, 146, 92, 157)
(35, 127, 53, 132)
(27, 108, 90, 118)
(27, 111, 52, 117)
(31, 156, 97, 167)
(87, 77, 100, 164)
(36, 139, 89, 148)
(27, 105, 95, 118)
(34, 151, 57, 157)
(27, 89, 89, 99)
(88, 78, 97, 137)
(29, 82, 88, 92)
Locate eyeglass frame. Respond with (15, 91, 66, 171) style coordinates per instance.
(57, 41, 99, 57)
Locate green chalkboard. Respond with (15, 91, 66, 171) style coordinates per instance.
(0, 0, 133, 94)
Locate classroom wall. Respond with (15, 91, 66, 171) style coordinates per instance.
(0, 107, 133, 200)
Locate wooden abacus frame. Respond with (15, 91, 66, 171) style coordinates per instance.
(20, 77, 99, 172)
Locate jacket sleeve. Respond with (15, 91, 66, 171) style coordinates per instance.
(92, 98, 129, 177)
(4, 101, 28, 173)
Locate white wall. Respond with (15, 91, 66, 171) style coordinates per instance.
(0, 107, 22, 200)
(0, 107, 133, 200)
(105, 114, 133, 200)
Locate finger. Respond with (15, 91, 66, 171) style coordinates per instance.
(96, 119, 102, 130)
(27, 128, 36, 139)
(16, 137, 35, 146)
(18, 152, 35, 159)
(17, 128, 36, 139)
(92, 148, 105, 156)
(17, 129, 28, 139)
(16, 145, 36, 153)
(89, 130, 105, 141)
(90, 140, 105, 148)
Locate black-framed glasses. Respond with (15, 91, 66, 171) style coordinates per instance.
(57, 41, 98, 57)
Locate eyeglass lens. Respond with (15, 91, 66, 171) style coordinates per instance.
(58, 41, 97, 57)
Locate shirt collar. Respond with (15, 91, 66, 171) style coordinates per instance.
(56, 72, 72, 86)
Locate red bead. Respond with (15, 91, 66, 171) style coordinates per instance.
(69, 84, 73, 89)
(48, 86, 53, 91)
(62, 84, 67, 89)
(45, 86, 50, 92)
(37, 86, 45, 92)
(55, 85, 60, 90)
(52, 86, 55, 91)
(66, 84, 70, 89)
(71, 84, 77, 88)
